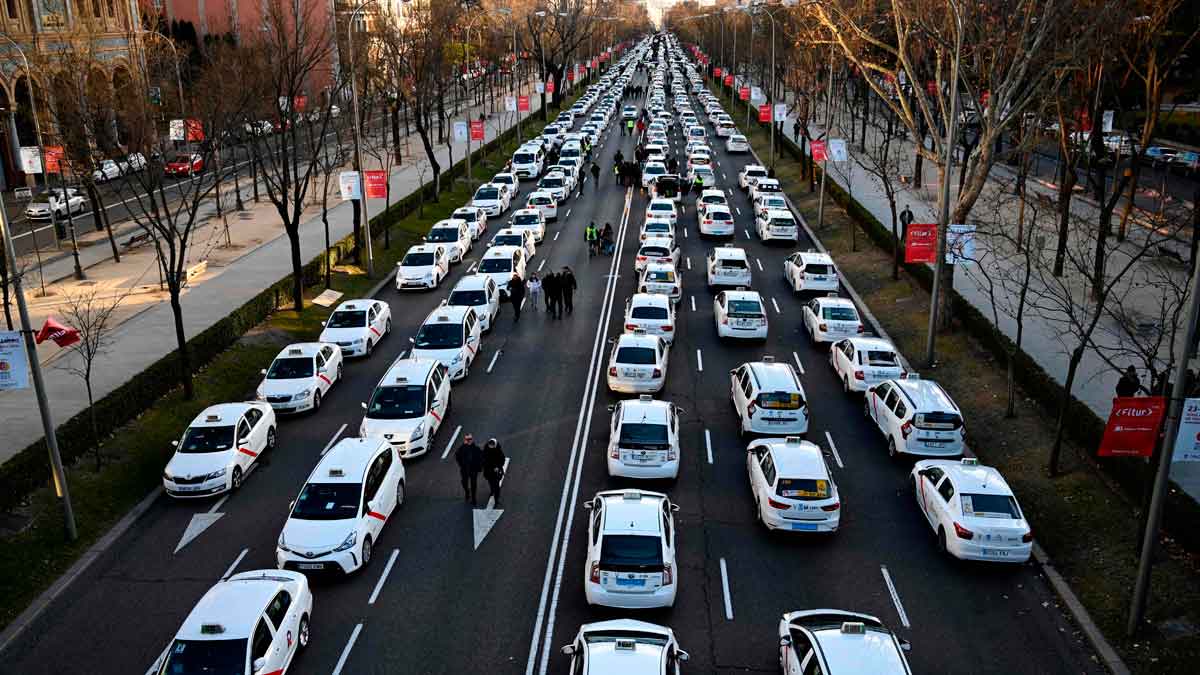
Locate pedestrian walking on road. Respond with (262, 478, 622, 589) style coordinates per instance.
(1116, 366, 1142, 398)
(899, 205, 914, 240)
(792, 119, 801, 143)
(527, 273, 543, 312)
(591, 161, 601, 188)
(601, 223, 614, 256)
(626, 118, 635, 136)
(614, 149, 624, 165)
(543, 272, 559, 315)
(455, 434, 483, 506)
(560, 266, 577, 316)
(667, 157, 678, 175)
(483, 438, 507, 506)
(507, 274, 526, 324)
(586, 222, 600, 257)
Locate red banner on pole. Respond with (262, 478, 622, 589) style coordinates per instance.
(738, 86, 750, 101)
(810, 140, 827, 162)
(469, 119, 485, 141)
(904, 224, 938, 263)
(980, 90, 991, 107)
(517, 95, 530, 112)
(724, 74, 734, 86)
(43, 146, 64, 174)
(758, 104, 772, 123)
(364, 170, 387, 199)
(35, 317, 79, 348)
(546, 79, 555, 94)
(185, 119, 204, 142)
(1098, 397, 1166, 457)
(714, 67, 723, 78)
(926, 81, 937, 96)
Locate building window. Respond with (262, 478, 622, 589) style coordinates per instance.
(5, 0, 17, 21)
(92, 0, 102, 17)
(106, 0, 115, 17)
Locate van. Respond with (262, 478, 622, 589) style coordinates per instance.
(511, 144, 545, 179)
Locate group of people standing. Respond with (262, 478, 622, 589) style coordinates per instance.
(454, 433, 506, 507)
(518, 267, 577, 320)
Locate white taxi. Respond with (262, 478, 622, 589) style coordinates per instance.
(756, 208, 799, 243)
(739, 164, 768, 190)
(151, 571, 313, 675)
(451, 206, 488, 240)
(642, 161, 668, 188)
(509, 207, 547, 243)
(607, 396, 682, 480)
(696, 188, 728, 218)
(748, 437, 840, 533)
(686, 164, 715, 188)
(698, 204, 735, 237)
(714, 289, 769, 340)
(753, 193, 789, 221)
(163, 403, 276, 498)
(726, 133, 751, 153)
(395, 243, 449, 290)
(778, 610, 913, 675)
(640, 217, 676, 243)
(706, 247, 752, 288)
(446, 274, 501, 332)
(635, 237, 679, 274)
(536, 172, 571, 203)
(409, 305, 482, 381)
(490, 172, 519, 196)
(360, 357, 450, 458)
(471, 182, 511, 216)
(910, 457, 1032, 562)
(583, 490, 678, 608)
(561, 620, 689, 674)
(639, 262, 682, 304)
(526, 189, 559, 222)
(829, 337, 905, 393)
(866, 376, 966, 458)
(731, 357, 810, 438)
(276, 437, 405, 575)
(477, 245, 527, 299)
(490, 227, 537, 260)
(607, 331, 670, 394)
(784, 250, 839, 294)
(802, 295, 864, 344)
(257, 343, 343, 414)
(749, 177, 782, 202)
(319, 299, 392, 358)
(623, 293, 676, 343)
(424, 218, 472, 263)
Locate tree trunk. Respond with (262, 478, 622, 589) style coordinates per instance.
(86, 379, 101, 471)
(912, 116, 926, 185)
(287, 223, 304, 313)
(169, 284, 194, 400)
(1052, 164, 1077, 277)
(351, 199, 362, 263)
(1049, 346, 1085, 476)
(0, 251, 11, 330)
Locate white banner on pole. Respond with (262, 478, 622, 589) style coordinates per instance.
(339, 171, 361, 201)
(19, 147, 42, 174)
(828, 139, 848, 163)
(169, 119, 186, 141)
(453, 121, 469, 143)
(0, 331, 30, 391)
(946, 223, 977, 264)
(750, 86, 764, 103)
(535, 82, 545, 94)
(1173, 399, 1200, 463)
(773, 103, 788, 121)
(504, 95, 517, 112)
(1102, 110, 1115, 134)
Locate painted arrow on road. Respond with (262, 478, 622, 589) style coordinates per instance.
(473, 458, 509, 550)
(176, 494, 228, 553)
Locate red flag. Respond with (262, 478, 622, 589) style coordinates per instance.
(364, 170, 388, 199)
(738, 86, 750, 101)
(904, 224, 938, 263)
(35, 317, 80, 348)
(469, 119, 485, 141)
(724, 74, 733, 86)
(758, 104, 772, 123)
(714, 67, 723, 78)
(1098, 397, 1166, 457)
(811, 140, 828, 162)
(517, 95, 530, 112)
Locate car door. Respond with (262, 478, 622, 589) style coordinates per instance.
(325, 345, 342, 381)
(748, 444, 769, 502)
(831, 340, 849, 375)
(375, 448, 398, 515)
(243, 408, 267, 455)
(361, 454, 387, 535)
(465, 312, 480, 363)
(880, 388, 902, 439)
(916, 466, 945, 527)
(249, 616, 277, 675)
(868, 382, 892, 426)
(933, 476, 957, 531)
(235, 418, 256, 470)
(265, 590, 299, 666)
(783, 628, 814, 675)
(714, 292, 726, 323)
(429, 365, 448, 432)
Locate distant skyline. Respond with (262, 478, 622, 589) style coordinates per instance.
(646, 0, 717, 26)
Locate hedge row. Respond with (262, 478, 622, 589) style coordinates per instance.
(0, 114, 531, 513)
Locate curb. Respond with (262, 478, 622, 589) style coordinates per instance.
(733, 92, 1130, 674)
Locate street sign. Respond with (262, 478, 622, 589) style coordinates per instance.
(0, 332, 29, 391)
(453, 121, 469, 143)
(829, 139, 848, 162)
(758, 104, 771, 123)
(365, 170, 387, 199)
(1102, 110, 1115, 133)
(1173, 398, 1200, 462)
(750, 86, 763, 103)
(44, 146, 64, 174)
(517, 95, 530, 112)
(546, 79, 555, 94)
(338, 171, 361, 200)
(774, 103, 788, 121)
(469, 119, 485, 141)
(535, 82, 545, 94)
(904, 224, 938, 263)
(810, 140, 827, 162)
(1099, 396, 1166, 458)
(148, 86, 161, 105)
(170, 119, 186, 141)
(945, 223, 976, 264)
(19, 147, 41, 174)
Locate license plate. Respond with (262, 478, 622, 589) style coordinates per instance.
(297, 563, 324, 570)
(790, 523, 818, 531)
(615, 577, 646, 587)
(174, 484, 203, 492)
(622, 370, 646, 379)
(981, 549, 1010, 557)
(924, 440, 945, 447)
(766, 419, 788, 425)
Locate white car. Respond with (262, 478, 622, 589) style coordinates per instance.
(451, 206, 488, 240)
(714, 289, 768, 340)
(607, 396, 682, 480)
(685, 152, 712, 174)
(784, 250, 839, 294)
(639, 262, 682, 304)
(621, 105, 638, 120)
(830, 337, 906, 393)
(635, 237, 679, 274)
(756, 208, 799, 242)
(726, 133, 751, 153)
(525, 190, 559, 222)
(706, 247, 752, 288)
(739, 164, 769, 190)
(748, 437, 840, 533)
(490, 172, 519, 195)
(471, 182, 510, 216)
(699, 204, 735, 237)
(276, 437, 404, 575)
(478, 245, 527, 298)
(640, 217, 676, 243)
(425, 219, 472, 263)
(687, 164, 715, 188)
(731, 358, 810, 438)
(642, 161, 668, 188)
(151, 570, 312, 675)
(779, 610, 912, 675)
(256, 343, 343, 414)
(490, 227, 537, 260)
(544, 165, 577, 193)
(92, 153, 146, 182)
(508, 208, 547, 243)
(802, 295, 864, 344)
(583, 490, 678, 608)
(319, 299, 392, 358)
(753, 193, 789, 221)
(446, 274, 501, 332)
(749, 177, 783, 202)
(395, 244, 449, 290)
(910, 458, 1032, 562)
(360, 358, 450, 458)
(24, 188, 86, 220)
(162, 403, 276, 498)
(607, 331, 670, 394)
(685, 124, 706, 141)
(866, 376, 966, 457)
(696, 188, 728, 218)
(645, 198, 678, 226)
(561, 620, 689, 674)
(536, 172, 570, 202)
(410, 305, 482, 381)
(623, 293, 676, 343)
(714, 119, 737, 137)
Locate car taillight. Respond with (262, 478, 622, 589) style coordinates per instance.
(953, 522, 974, 540)
(609, 367, 617, 377)
(857, 324, 865, 333)
(901, 421, 913, 439)
(610, 446, 620, 459)
(821, 502, 841, 512)
(662, 563, 673, 585)
(653, 368, 662, 377)
(640, 286, 648, 293)
(1022, 531, 1034, 543)
(625, 323, 637, 330)
(721, 317, 728, 325)
(703, 219, 711, 224)
(854, 370, 865, 380)
(662, 325, 673, 332)
(590, 561, 600, 583)
(900, 370, 908, 378)
(667, 446, 677, 461)
(818, 323, 828, 332)
(746, 402, 756, 418)
(767, 497, 791, 510)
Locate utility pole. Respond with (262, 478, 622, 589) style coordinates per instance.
(816, 42, 835, 229)
(347, 1, 377, 278)
(0, 192, 77, 541)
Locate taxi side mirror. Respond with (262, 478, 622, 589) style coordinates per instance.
(289, 500, 296, 510)
(260, 369, 267, 375)
(582, 502, 594, 511)
(409, 337, 416, 344)
(606, 404, 616, 412)
(900, 638, 912, 652)
(171, 440, 179, 447)
(670, 503, 680, 512)
(561, 644, 576, 655)
(779, 636, 792, 648)
(867, 386, 876, 393)
(253, 657, 267, 673)
(676, 650, 690, 662)
(320, 321, 327, 327)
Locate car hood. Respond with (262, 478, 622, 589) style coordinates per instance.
(361, 416, 422, 439)
(411, 347, 461, 364)
(472, 199, 501, 207)
(281, 516, 356, 551)
(260, 378, 312, 397)
(398, 265, 436, 278)
(319, 327, 367, 343)
(165, 450, 236, 479)
(24, 205, 50, 213)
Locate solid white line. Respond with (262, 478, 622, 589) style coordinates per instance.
(719, 558, 734, 620)
(537, 258, 546, 272)
(756, 258, 764, 272)
(207, 495, 229, 515)
(466, 261, 477, 274)
(736, 207, 742, 216)
(331, 623, 364, 675)
(881, 566, 911, 628)
(686, 257, 692, 271)
(690, 296, 696, 312)
(368, 549, 400, 605)
(792, 351, 805, 375)
(696, 349, 704, 372)
(771, 297, 781, 314)
(487, 349, 502, 373)
(321, 423, 348, 456)
(441, 425, 463, 460)
(554, 231, 560, 241)
(221, 548, 248, 581)
(825, 431, 844, 469)
(705, 429, 713, 464)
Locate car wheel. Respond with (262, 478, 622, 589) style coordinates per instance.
(267, 427, 277, 451)
(231, 467, 244, 490)
(888, 437, 899, 458)
(297, 614, 310, 650)
(361, 536, 373, 569)
(396, 480, 406, 508)
(312, 390, 322, 411)
(864, 399, 872, 419)
(365, 339, 374, 357)
(385, 319, 392, 336)
(843, 376, 851, 394)
(937, 527, 949, 555)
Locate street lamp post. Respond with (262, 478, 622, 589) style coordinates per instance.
(1, 35, 58, 253)
(494, 7, 521, 145)
(534, 11, 550, 123)
(346, 0, 379, 279)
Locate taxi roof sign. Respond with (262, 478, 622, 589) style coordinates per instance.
(785, 436, 802, 445)
(615, 638, 637, 651)
(205, 414, 221, 422)
(762, 355, 775, 362)
(622, 490, 643, 501)
(288, 348, 304, 355)
(961, 457, 979, 466)
(840, 622, 867, 635)
(639, 394, 653, 402)
(328, 468, 345, 478)
(200, 624, 226, 635)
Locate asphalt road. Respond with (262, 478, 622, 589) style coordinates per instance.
(0, 50, 1103, 675)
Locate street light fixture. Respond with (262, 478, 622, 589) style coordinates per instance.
(346, 0, 380, 278)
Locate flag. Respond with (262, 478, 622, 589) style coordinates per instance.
(35, 317, 80, 348)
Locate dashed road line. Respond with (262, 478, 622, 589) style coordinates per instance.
(566, 208, 572, 218)
(466, 261, 477, 274)
(690, 296, 696, 312)
(696, 349, 704, 372)
(824, 431, 844, 469)
(719, 558, 734, 620)
(321, 423, 348, 456)
(686, 257, 692, 270)
(554, 231, 560, 241)
(331, 623, 364, 675)
(881, 566, 911, 628)
(537, 259, 546, 272)
(441, 425, 463, 460)
(771, 297, 781, 314)
(736, 207, 742, 216)
(755, 258, 764, 272)
(792, 351, 805, 374)
(221, 548, 249, 581)
(487, 349, 502, 373)
(705, 429, 714, 464)
(368, 549, 400, 605)
(743, 228, 749, 238)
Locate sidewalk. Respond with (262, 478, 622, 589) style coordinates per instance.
(0, 82, 553, 465)
(728, 74, 1200, 504)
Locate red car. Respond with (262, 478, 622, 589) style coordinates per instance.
(164, 153, 203, 177)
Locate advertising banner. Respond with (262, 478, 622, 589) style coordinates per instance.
(724, 74, 734, 86)
(339, 171, 361, 200)
(810, 140, 827, 162)
(44, 146, 64, 174)
(714, 67, 723, 78)
(453, 121, 469, 143)
(1098, 397, 1166, 458)
(828, 139, 848, 162)
(364, 170, 387, 199)
(904, 224, 938, 263)
(946, 223, 977, 264)
(518, 95, 530, 112)
(469, 119, 485, 141)
(774, 103, 788, 122)
(0, 331, 29, 391)
(505, 96, 517, 112)
(738, 86, 750, 101)
(1173, 398, 1200, 462)
(758, 104, 771, 123)
(19, 147, 41, 174)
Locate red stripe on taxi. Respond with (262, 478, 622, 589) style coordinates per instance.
(369, 327, 381, 337)
(367, 511, 387, 521)
(318, 374, 332, 385)
(430, 410, 442, 422)
(238, 447, 258, 458)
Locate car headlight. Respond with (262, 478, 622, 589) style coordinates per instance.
(353, 337, 365, 345)
(410, 423, 424, 441)
(204, 467, 228, 481)
(295, 389, 312, 400)
(451, 354, 463, 365)
(333, 531, 357, 552)
(255, 387, 265, 401)
(277, 532, 289, 552)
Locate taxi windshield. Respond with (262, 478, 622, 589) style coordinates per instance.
(326, 310, 366, 328)
(962, 493, 1021, 519)
(513, 213, 540, 226)
(367, 384, 425, 419)
(822, 306, 859, 321)
(292, 483, 361, 520)
(414, 323, 463, 349)
(728, 300, 764, 317)
(514, 153, 535, 164)
(640, 246, 669, 257)
(616, 346, 657, 365)
(401, 252, 434, 266)
(702, 195, 725, 205)
(758, 182, 780, 192)
(716, 257, 747, 269)
(645, 166, 665, 175)
(649, 204, 672, 213)
(178, 426, 236, 453)
(631, 306, 669, 320)
(448, 290, 487, 306)
(618, 422, 669, 448)
(529, 196, 552, 205)
(266, 357, 312, 379)
(426, 228, 460, 243)
(540, 177, 564, 188)
(475, 188, 499, 200)
(493, 235, 522, 247)
(161, 638, 248, 674)
(759, 392, 803, 410)
(479, 258, 512, 274)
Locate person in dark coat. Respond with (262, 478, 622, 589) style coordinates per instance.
(545, 271, 563, 318)
(899, 205, 914, 241)
(455, 433, 483, 505)
(1116, 366, 1141, 398)
(482, 438, 507, 506)
(590, 161, 601, 188)
(542, 272, 558, 314)
(667, 157, 679, 174)
(560, 266, 578, 316)
(507, 274, 525, 323)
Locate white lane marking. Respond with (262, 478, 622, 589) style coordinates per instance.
(566, 208, 572, 218)
(690, 296, 696, 312)
(792, 351, 805, 374)
(207, 494, 229, 514)
(683, 227, 688, 239)
(825, 431, 844, 469)
(321, 423, 348, 456)
(696, 349, 704, 372)
(686, 257, 692, 271)
(743, 228, 749, 238)
(771, 297, 781, 314)
(538, 258, 546, 272)
(554, 231, 560, 241)
(881, 566, 911, 628)
(756, 258, 764, 272)
(736, 207, 742, 216)
(723, 172, 728, 180)
(705, 429, 714, 464)
(719, 558, 734, 620)
(221, 548, 249, 581)
(368, 549, 400, 605)
(331, 623, 364, 675)
(441, 425, 463, 460)
(487, 349, 502, 373)
(521, 297, 527, 310)
(466, 261, 477, 274)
